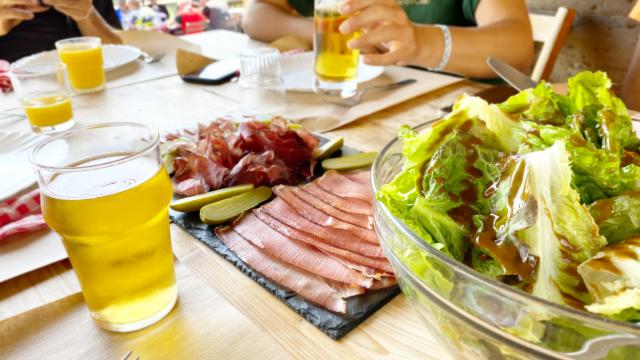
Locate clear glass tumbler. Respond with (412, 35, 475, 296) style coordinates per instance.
(313, 0, 360, 98)
(239, 47, 287, 114)
(56, 37, 106, 94)
(30, 123, 177, 332)
(9, 61, 75, 134)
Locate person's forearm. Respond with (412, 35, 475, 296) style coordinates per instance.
(411, 19, 533, 79)
(76, 7, 122, 44)
(622, 43, 640, 111)
(242, 3, 312, 43)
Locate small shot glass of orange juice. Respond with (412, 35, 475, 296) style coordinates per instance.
(9, 61, 75, 134)
(56, 37, 105, 94)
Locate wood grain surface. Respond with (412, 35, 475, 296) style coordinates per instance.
(0, 30, 486, 359)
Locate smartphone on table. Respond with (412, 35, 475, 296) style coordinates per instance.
(182, 58, 240, 85)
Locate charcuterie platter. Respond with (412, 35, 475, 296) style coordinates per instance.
(165, 117, 399, 339)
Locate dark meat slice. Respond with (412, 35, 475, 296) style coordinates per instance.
(236, 119, 318, 169)
(216, 226, 363, 314)
(273, 185, 380, 244)
(316, 170, 374, 205)
(284, 185, 372, 230)
(254, 209, 393, 276)
(233, 213, 374, 289)
(261, 198, 385, 258)
(301, 182, 372, 216)
(227, 151, 295, 187)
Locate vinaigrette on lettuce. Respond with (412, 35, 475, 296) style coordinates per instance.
(578, 236, 640, 318)
(590, 192, 640, 244)
(480, 142, 606, 306)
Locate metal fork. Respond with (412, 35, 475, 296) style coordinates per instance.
(321, 78, 417, 107)
(119, 350, 141, 360)
(139, 51, 166, 64)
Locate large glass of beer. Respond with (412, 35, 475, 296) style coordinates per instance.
(314, 0, 360, 98)
(31, 123, 177, 332)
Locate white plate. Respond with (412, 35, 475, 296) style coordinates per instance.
(281, 51, 384, 93)
(0, 132, 43, 201)
(15, 44, 142, 72)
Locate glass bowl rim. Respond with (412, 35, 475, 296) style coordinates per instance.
(29, 122, 159, 173)
(371, 118, 640, 335)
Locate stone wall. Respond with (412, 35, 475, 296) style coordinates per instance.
(526, 0, 639, 83)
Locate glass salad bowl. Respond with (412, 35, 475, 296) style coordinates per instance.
(372, 121, 640, 360)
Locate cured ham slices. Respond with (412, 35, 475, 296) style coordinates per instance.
(167, 118, 319, 196)
(216, 169, 396, 314)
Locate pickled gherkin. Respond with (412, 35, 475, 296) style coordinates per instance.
(321, 152, 377, 171)
(170, 184, 254, 213)
(200, 186, 272, 225)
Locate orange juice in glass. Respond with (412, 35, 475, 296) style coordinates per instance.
(56, 37, 106, 93)
(31, 123, 177, 332)
(9, 61, 75, 134)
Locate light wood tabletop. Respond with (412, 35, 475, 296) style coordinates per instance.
(0, 30, 485, 359)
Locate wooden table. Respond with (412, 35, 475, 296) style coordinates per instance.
(0, 30, 485, 359)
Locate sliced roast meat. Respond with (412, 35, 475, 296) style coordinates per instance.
(216, 226, 363, 314)
(260, 199, 385, 258)
(274, 185, 379, 244)
(315, 170, 373, 205)
(254, 209, 391, 276)
(232, 213, 374, 289)
(280, 185, 372, 230)
(301, 182, 372, 216)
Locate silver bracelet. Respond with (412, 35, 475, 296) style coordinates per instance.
(429, 24, 452, 72)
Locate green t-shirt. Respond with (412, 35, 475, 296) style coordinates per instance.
(290, 0, 481, 26)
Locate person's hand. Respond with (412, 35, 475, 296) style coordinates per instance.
(339, 0, 419, 66)
(43, 0, 94, 21)
(0, 0, 49, 36)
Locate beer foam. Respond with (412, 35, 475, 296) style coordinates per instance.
(46, 155, 161, 200)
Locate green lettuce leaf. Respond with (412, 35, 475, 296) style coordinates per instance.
(568, 71, 640, 154)
(590, 192, 640, 244)
(579, 236, 640, 318)
(500, 82, 574, 126)
(485, 142, 606, 306)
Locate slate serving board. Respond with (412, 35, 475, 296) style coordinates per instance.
(169, 140, 400, 340)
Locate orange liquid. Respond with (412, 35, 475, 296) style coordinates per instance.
(58, 44, 105, 91)
(23, 94, 73, 127)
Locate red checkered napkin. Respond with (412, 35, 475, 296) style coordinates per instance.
(0, 60, 12, 94)
(0, 189, 48, 242)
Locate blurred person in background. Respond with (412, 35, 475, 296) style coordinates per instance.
(148, 0, 169, 20)
(0, 0, 122, 62)
(242, 0, 533, 79)
(127, 0, 157, 30)
(202, 0, 229, 30)
(115, 0, 129, 26)
(622, 1, 640, 110)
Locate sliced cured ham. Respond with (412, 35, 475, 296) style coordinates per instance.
(260, 198, 385, 258)
(301, 182, 372, 216)
(254, 209, 392, 275)
(233, 213, 375, 289)
(343, 170, 371, 186)
(370, 276, 398, 290)
(316, 170, 373, 205)
(274, 185, 379, 244)
(280, 185, 372, 230)
(216, 226, 363, 314)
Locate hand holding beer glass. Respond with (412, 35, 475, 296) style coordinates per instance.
(313, 0, 361, 98)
